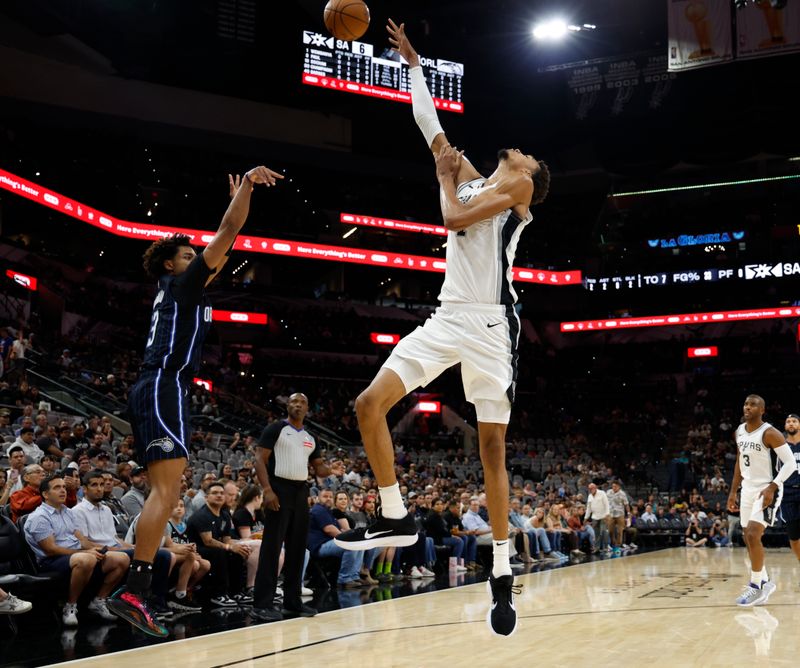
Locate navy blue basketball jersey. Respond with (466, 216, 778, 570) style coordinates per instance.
(141, 253, 213, 377)
(784, 440, 800, 487)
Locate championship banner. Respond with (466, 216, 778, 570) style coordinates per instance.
(668, 0, 734, 71)
(559, 53, 677, 120)
(736, 1, 800, 60)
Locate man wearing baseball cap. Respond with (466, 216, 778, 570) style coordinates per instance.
(780, 414, 800, 566)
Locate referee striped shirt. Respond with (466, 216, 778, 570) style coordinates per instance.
(258, 420, 320, 483)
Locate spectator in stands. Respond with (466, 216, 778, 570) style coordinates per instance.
(116, 435, 135, 463)
(120, 466, 147, 519)
(74, 470, 176, 620)
(70, 422, 91, 449)
(187, 472, 217, 517)
(10, 427, 44, 463)
(0, 408, 15, 439)
(100, 471, 129, 525)
(186, 481, 252, 607)
(462, 497, 515, 556)
(0, 586, 32, 616)
(685, 515, 707, 547)
(585, 483, 611, 552)
(156, 500, 208, 612)
(88, 448, 111, 471)
(641, 504, 657, 523)
(4, 445, 26, 496)
(62, 464, 80, 508)
(13, 416, 34, 438)
(607, 480, 630, 549)
(9, 463, 45, 521)
(709, 519, 730, 547)
(116, 462, 132, 490)
(40, 454, 59, 476)
(424, 498, 466, 570)
(442, 498, 478, 570)
(36, 427, 67, 460)
(567, 506, 596, 553)
(308, 488, 370, 588)
(24, 474, 126, 626)
(221, 478, 261, 594)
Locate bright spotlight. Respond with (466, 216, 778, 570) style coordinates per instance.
(532, 19, 569, 40)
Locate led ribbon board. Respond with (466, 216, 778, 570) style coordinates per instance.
(561, 306, 800, 332)
(0, 169, 580, 286)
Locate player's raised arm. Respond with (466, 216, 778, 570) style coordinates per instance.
(435, 146, 532, 231)
(387, 19, 480, 183)
(202, 165, 283, 272)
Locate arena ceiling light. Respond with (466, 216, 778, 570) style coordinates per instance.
(532, 19, 569, 40)
(532, 20, 595, 40)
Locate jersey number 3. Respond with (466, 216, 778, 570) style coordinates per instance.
(743, 454, 750, 467)
(146, 311, 159, 348)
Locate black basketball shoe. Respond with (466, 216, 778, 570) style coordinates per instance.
(486, 574, 521, 636)
(334, 512, 418, 550)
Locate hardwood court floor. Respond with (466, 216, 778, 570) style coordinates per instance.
(53, 547, 799, 668)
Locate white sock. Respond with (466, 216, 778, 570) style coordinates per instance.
(750, 570, 761, 586)
(492, 540, 512, 578)
(379, 483, 406, 519)
(760, 567, 768, 584)
(176, 590, 187, 599)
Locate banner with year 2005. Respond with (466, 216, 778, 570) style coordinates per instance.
(667, 0, 734, 72)
(736, 1, 800, 61)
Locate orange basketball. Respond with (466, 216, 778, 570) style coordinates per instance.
(324, 0, 370, 41)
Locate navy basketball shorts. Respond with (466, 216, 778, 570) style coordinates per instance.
(128, 370, 191, 463)
(779, 488, 800, 540)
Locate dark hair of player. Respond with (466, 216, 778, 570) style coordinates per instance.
(531, 160, 551, 206)
(142, 234, 193, 279)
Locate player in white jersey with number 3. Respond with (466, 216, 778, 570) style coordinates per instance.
(334, 19, 550, 637)
(728, 395, 797, 607)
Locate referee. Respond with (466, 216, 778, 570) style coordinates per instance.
(251, 392, 344, 622)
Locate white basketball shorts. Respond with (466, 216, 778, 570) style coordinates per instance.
(381, 302, 520, 424)
(740, 482, 782, 528)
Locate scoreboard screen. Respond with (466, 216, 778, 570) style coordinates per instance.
(302, 30, 464, 113)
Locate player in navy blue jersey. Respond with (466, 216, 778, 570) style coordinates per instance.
(780, 414, 800, 568)
(107, 165, 283, 636)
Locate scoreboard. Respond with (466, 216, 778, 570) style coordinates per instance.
(302, 30, 464, 113)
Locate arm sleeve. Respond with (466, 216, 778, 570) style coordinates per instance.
(773, 444, 798, 485)
(409, 66, 444, 148)
(171, 253, 213, 304)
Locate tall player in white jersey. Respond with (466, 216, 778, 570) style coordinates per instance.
(334, 20, 550, 637)
(727, 395, 797, 607)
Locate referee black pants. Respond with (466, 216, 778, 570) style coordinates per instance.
(253, 480, 309, 610)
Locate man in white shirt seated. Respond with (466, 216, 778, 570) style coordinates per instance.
(641, 504, 657, 523)
(73, 469, 179, 620)
(461, 497, 520, 563)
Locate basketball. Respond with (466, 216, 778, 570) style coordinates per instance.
(324, 0, 370, 41)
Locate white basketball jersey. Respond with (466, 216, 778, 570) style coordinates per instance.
(437, 177, 532, 306)
(735, 422, 776, 487)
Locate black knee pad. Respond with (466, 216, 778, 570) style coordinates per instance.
(787, 519, 800, 542)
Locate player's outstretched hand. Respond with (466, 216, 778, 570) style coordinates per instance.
(245, 166, 284, 187)
(387, 18, 419, 66)
(435, 144, 463, 181)
(228, 174, 241, 199)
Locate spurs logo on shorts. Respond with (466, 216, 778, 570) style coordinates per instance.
(146, 437, 175, 453)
